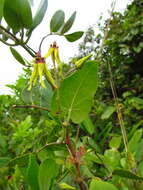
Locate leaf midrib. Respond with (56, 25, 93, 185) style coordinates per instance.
(67, 68, 91, 121)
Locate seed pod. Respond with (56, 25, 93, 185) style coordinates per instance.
(75, 54, 92, 68)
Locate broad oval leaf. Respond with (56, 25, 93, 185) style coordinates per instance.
(32, 0, 48, 29)
(104, 149, 121, 171)
(4, 0, 32, 31)
(50, 10, 65, 33)
(4, 0, 22, 32)
(38, 159, 59, 190)
(109, 136, 122, 149)
(64, 31, 84, 42)
(26, 154, 39, 190)
(101, 106, 116, 120)
(61, 11, 76, 34)
(0, 0, 5, 20)
(89, 179, 118, 190)
(18, 0, 33, 29)
(51, 61, 98, 124)
(128, 129, 142, 153)
(10, 47, 27, 66)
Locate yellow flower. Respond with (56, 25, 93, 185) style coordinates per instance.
(44, 42, 63, 78)
(28, 52, 57, 90)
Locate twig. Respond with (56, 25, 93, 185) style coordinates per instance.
(12, 104, 50, 111)
(37, 142, 65, 153)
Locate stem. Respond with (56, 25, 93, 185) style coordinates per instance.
(12, 104, 50, 111)
(37, 142, 65, 153)
(0, 25, 35, 57)
(65, 126, 87, 190)
(21, 44, 35, 57)
(39, 33, 51, 52)
(107, 62, 128, 152)
(0, 38, 16, 46)
(96, 0, 128, 152)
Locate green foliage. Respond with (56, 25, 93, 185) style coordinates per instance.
(65, 31, 84, 42)
(61, 11, 76, 34)
(10, 47, 29, 66)
(26, 154, 39, 190)
(89, 179, 118, 190)
(32, 0, 48, 29)
(52, 61, 98, 123)
(38, 159, 58, 190)
(4, 0, 32, 32)
(50, 10, 65, 33)
(0, 0, 5, 20)
(113, 169, 143, 181)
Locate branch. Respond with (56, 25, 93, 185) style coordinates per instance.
(12, 104, 50, 111)
(37, 142, 66, 153)
(0, 25, 35, 57)
(0, 38, 16, 46)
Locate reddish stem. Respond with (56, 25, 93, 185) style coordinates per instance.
(65, 127, 87, 190)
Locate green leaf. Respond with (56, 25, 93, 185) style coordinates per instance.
(26, 154, 39, 190)
(18, 0, 33, 29)
(82, 116, 95, 135)
(113, 169, 143, 181)
(4, 0, 32, 31)
(10, 47, 28, 66)
(59, 183, 76, 190)
(61, 11, 76, 34)
(0, 157, 11, 168)
(89, 179, 118, 190)
(50, 10, 65, 33)
(64, 31, 84, 42)
(8, 154, 30, 167)
(38, 159, 59, 190)
(84, 152, 104, 165)
(101, 106, 116, 119)
(128, 129, 142, 153)
(109, 136, 122, 149)
(32, 0, 48, 29)
(51, 61, 98, 124)
(104, 149, 121, 171)
(4, 0, 22, 32)
(0, 0, 5, 20)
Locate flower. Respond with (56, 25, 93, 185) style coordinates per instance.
(44, 42, 63, 78)
(28, 52, 57, 90)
